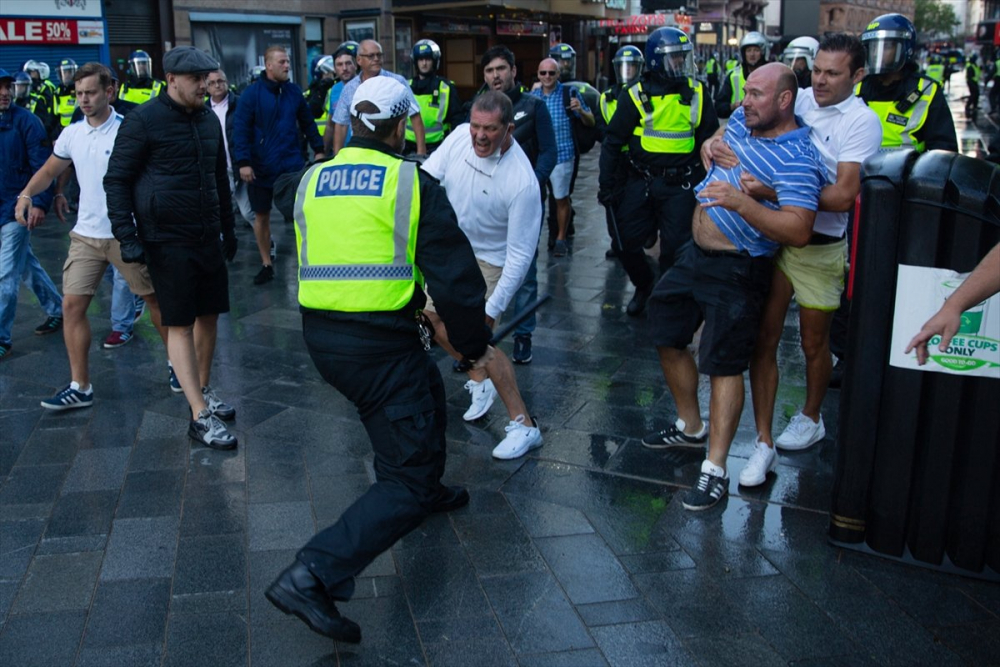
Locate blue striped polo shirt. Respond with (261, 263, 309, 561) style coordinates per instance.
(695, 106, 828, 257)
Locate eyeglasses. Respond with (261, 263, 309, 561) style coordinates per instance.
(538, 70, 558, 76)
(359, 53, 383, 60)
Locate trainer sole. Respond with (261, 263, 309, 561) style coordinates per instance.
(40, 398, 93, 411)
(462, 394, 496, 422)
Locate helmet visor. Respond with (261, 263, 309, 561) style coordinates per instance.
(557, 58, 576, 81)
(781, 47, 811, 70)
(13, 81, 29, 99)
(863, 31, 908, 74)
(132, 57, 151, 78)
(614, 60, 643, 85)
(60, 64, 77, 84)
(657, 48, 694, 79)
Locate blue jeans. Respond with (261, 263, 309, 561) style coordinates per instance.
(512, 248, 539, 337)
(1, 219, 63, 346)
(103, 265, 136, 334)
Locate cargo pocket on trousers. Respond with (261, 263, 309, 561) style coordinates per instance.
(382, 394, 438, 467)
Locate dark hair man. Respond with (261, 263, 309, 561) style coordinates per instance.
(265, 76, 492, 645)
(104, 46, 239, 450)
(321, 41, 359, 154)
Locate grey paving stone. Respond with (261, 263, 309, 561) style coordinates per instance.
(535, 533, 638, 604)
(505, 493, 596, 538)
(179, 482, 247, 537)
(101, 516, 180, 581)
(420, 615, 518, 667)
(11, 551, 102, 614)
(15, 426, 82, 466)
(619, 549, 696, 574)
(82, 577, 171, 648)
(928, 620, 1000, 665)
(517, 648, 611, 667)
(591, 620, 694, 667)
(76, 643, 164, 667)
(351, 574, 402, 599)
(35, 534, 107, 555)
(173, 533, 247, 596)
(45, 490, 118, 537)
(60, 447, 130, 494)
(452, 511, 548, 577)
(247, 617, 338, 667)
(681, 632, 786, 667)
(634, 569, 754, 639)
(186, 447, 246, 487)
(247, 501, 315, 552)
(396, 545, 491, 621)
(332, 595, 425, 666)
(0, 579, 17, 624)
(480, 570, 594, 654)
(532, 428, 625, 469)
(0, 518, 44, 579)
(0, 610, 87, 667)
(117, 469, 186, 519)
(0, 463, 69, 505)
(162, 611, 248, 667)
(576, 597, 662, 627)
(248, 458, 310, 504)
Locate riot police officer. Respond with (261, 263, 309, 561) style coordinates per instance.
(716, 31, 768, 118)
(406, 39, 462, 154)
(22, 60, 57, 117)
(924, 54, 945, 85)
(782, 36, 819, 89)
(119, 50, 164, 104)
(54, 58, 78, 129)
(306, 55, 337, 139)
(704, 51, 721, 97)
(599, 27, 719, 316)
(550, 42, 577, 83)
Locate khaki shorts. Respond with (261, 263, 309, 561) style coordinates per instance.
(424, 258, 502, 324)
(775, 239, 847, 312)
(62, 231, 155, 297)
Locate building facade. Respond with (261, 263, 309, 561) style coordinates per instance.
(818, 0, 914, 36)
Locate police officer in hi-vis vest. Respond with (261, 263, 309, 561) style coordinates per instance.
(599, 27, 719, 317)
(53, 59, 77, 129)
(406, 39, 461, 154)
(264, 76, 493, 645)
(306, 55, 337, 139)
(715, 31, 768, 119)
(119, 50, 164, 105)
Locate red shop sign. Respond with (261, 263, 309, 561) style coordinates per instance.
(0, 18, 104, 45)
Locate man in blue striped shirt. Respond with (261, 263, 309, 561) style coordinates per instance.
(643, 63, 828, 511)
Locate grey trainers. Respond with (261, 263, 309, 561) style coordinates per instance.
(188, 409, 237, 450)
(202, 385, 236, 421)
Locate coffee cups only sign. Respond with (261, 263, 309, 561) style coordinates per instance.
(890, 264, 1000, 379)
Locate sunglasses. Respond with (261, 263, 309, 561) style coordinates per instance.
(538, 70, 558, 76)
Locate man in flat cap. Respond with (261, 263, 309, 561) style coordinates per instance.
(105, 46, 240, 450)
(265, 76, 492, 644)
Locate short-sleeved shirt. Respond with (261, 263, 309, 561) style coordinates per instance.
(795, 88, 882, 237)
(695, 106, 827, 257)
(531, 81, 590, 164)
(331, 69, 420, 126)
(53, 111, 122, 239)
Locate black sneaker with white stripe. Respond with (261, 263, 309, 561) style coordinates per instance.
(682, 470, 728, 511)
(188, 409, 238, 450)
(41, 383, 94, 411)
(642, 418, 708, 449)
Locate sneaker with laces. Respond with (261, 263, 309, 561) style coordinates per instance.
(463, 378, 497, 421)
(254, 264, 275, 285)
(739, 439, 776, 487)
(34, 316, 63, 336)
(188, 408, 238, 450)
(202, 385, 236, 421)
(41, 382, 94, 411)
(553, 239, 568, 257)
(102, 331, 133, 349)
(642, 418, 708, 449)
(512, 335, 533, 364)
(168, 363, 183, 394)
(682, 460, 728, 511)
(775, 413, 826, 451)
(492, 415, 543, 460)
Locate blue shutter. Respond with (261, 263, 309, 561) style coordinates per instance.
(0, 45, 106, 87)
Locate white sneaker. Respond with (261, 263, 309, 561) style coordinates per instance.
(739, 439, 776, 487)
(463, 378, 497, 421)
(492, 415, 543, 460)
(775, 413, 826, 451)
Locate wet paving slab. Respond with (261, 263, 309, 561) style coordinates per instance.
(1, 137, 998, 665)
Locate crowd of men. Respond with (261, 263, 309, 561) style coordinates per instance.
(0, 10, 990, 644)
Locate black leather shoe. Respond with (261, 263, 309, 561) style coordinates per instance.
(265, 561, 362, 643)
(605, 247, 617, 259)
(626, 285, 652, 317)
(430, 485, 470, 513)
(829, 359, 845, 388)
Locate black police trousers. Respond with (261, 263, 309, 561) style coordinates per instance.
(611, 173, 698, 290)
(297, 313, 448, 601)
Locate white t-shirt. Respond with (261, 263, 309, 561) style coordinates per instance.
(53, 111, 123, 239)
(795, 88, 882, 237)
(210, 95, 232, 172)
(422, 124, 542, 319)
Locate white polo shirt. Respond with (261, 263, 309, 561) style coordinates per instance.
(209, 95, 232, 172)
(422, 124, 542, 320)
(53, 111, 123, 239)
(795, 88, 882, 237)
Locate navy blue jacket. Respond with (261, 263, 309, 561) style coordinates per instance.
(232, 73, 323, 188)
(0, 104, 53, 221)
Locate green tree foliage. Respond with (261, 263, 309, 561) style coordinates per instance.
(914, 0, 960, 38)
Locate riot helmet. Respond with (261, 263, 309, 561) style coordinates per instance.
(645, 27, 695, 80)
(59, 58, 78, 86)
(129, 50, 153, 80)
(315, 55, 335, 77)
(781, 36, 819, 73)
(23, 59, 51, 82)
(612, 45, 644, 86)
(333, 41, 359, 62)
(412, 39, 441, 75)
(739, 32, 769, 68)
(13, 72, 32, 100)
(860, 13, 915, 75)
(549, 43, 577, 82)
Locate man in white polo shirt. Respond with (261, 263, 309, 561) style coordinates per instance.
(15, 62, 169, 410)
(421, 90, 544, 460)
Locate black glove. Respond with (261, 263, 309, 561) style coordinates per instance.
(222, 230, 237, 261)
(119, 236, 145, 264)
(597, 189, 617, 207)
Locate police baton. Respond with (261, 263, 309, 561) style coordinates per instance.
(606, 204, 624, 251)
(455, 293, 551, 372)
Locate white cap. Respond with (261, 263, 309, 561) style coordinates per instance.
(351, 76, 412, 131)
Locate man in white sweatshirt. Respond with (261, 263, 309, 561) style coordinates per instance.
(421, 91, 543, 460)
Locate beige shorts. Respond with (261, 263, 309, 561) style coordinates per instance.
(62, 231, 155, 297)
(775, 239, 847, 311)
(424, 258, 502, 324)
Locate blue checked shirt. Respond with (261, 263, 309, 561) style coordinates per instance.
(531, 82, 589, 164)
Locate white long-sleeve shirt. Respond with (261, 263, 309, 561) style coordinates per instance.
(422, 125, 542, 319)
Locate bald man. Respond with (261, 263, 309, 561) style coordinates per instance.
(330, 40, 426, 155)
(644, 64, 829, 511)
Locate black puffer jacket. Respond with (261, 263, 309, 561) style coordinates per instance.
(105, 90, 235, 245)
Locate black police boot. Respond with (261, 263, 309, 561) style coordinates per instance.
(430, 485, 470, 513)
(266, 561, 362, 643)
(626, 284, 653, 317)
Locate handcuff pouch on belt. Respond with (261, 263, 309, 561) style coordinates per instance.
(416, 311, 433, 351)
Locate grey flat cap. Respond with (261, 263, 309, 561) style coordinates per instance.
(163, 46, 219, 75)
